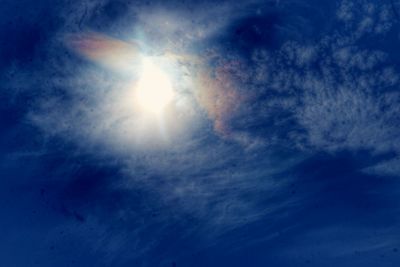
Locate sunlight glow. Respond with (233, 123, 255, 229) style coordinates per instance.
(135, 57, 174, 115)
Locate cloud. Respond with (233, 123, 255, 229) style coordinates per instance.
(364, 156, 400, 177)
(204, 0, 400, 173)
(2, 1, 400, 265)
(10, 1, 399, 233)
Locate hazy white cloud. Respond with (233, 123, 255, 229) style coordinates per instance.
(364, 156, 400, 177)
(199, 0, 400, 176)
(4, 1, 400, 245)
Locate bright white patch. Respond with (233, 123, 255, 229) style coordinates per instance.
(135, 57, 174, 115)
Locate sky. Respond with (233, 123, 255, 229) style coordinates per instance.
(1, 0, 400, 266)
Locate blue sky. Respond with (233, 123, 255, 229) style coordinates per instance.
(1, 0, 400, 266)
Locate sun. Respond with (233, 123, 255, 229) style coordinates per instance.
(135, 57, 174, 115)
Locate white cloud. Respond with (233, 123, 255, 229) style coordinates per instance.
(364, 156, 400, 177)
(4, 1, 400, 241)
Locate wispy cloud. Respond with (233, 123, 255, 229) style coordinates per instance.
(2, 0, 400, 264)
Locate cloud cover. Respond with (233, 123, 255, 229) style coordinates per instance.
(1, 0, 400, 266)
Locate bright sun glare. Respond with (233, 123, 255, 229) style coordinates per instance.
(135, 57, 174, 115)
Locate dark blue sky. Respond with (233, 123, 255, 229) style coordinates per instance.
(1, 0, 400, 266)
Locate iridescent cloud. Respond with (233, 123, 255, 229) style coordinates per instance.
(66, 32, 141, 73)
